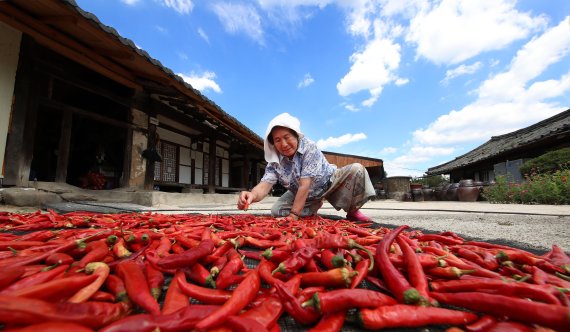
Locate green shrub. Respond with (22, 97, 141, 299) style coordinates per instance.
(483, 167, 570, 204)
(519, 147, 570, 176)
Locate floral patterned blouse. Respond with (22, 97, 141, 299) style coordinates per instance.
(261, 136, 336, 200)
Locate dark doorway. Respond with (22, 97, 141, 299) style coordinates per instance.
(30, 109, 62, 182)
(66, 115, 125, 189)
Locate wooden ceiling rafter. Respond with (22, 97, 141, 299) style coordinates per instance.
(0, 1, 138, 89)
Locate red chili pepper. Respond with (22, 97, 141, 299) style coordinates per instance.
(209, 254, 229, 277)
(261, 247, 291, 264)
(431, 291, 570, 331)
(272, 246, 319, 275)
(430, 278, 562, 305)
(194, 269, 261, 331)
(90, 290, 116, 302)
(0, 296, 130, 329)
(273, 281, 320, 325)
(311, 234, 375, 271)
(155, 236, 172, 257)
(0, 240, 47, 250)
(396, 236, 432, 305)
(455, 247, 499, 271)
(418, 234, 464, 245)
(485, 321, 534, 332)
(112, 238, 133, 258)
(465, 315, 497, 332)
(258, 258, 283, 286)
(299, 267, 357, 288)
(77, 240, 109, 268)
(157, 239, 214, 269)
(302, 288, 396, 314)
(98, 305, 219, 332)
(4, 273, 97, 301)
(203, 240, 234, 265)
(215, 249, 245, 290)
(239, 295, 283, 329)
(0, 230, 110, 268)
(320, 249, 347, 270)
(68, 262, 110, 303)
(186, 262, 216, 288)
(176, 272, 232, 304)
(0, 266, 25, 290)
(374, 225, 420, 304)
(349, 259, 370, 288)
(221, 315, 269, 332)
(358, 304, 477, 330)
(116, 261, 160, 315)
(44, 252, 75, 266)
(427, 266, 477, 279)
(144, 260, 165, 300)
(308, 311, 346, 332)
(1, 321, 95, 332)
(175, 234, 201, 249)
(105, 274, 129, 303)
(162, 270, 190, 315)
(548, 244, 570, 274)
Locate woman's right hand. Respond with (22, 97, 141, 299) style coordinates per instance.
(237, 191, 253, 210)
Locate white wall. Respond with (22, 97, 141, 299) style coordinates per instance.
(0, 22, 21, 178)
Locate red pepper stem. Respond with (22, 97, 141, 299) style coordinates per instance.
(556, 272, 570, 282)
(351, 241, 374, 271)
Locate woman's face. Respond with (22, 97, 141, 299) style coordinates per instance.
(271, 127, 299, 158)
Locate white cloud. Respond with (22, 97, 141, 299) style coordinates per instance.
(178, 71, 222, 93)
(336, 22, 401, 107)
(406, 0, 547, 64)
(297, 73, 315, 88)
(478, 17, 570, 103)
(156, 25, 168, 34)
(212, 3, 264, 45)
(121, 0, 140, 5)
(198, 28, 210, 44)
(159, 0, 194, 14)
(395, 77, 409, 86)
(380, 147, 397, 154)
(177, 52, 188, 60)
(316, 133, 367, 149)
(344, 104, 359, 112)
(441, 61, 482, 84)
(414, 17, 570, 147)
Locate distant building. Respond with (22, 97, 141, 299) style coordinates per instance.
(426, 109, 570, 183)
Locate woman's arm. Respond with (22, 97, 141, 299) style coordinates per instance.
(289, 177, 313, 219)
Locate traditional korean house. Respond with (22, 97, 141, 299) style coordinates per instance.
(0, 0, 266, 194)
(426, 109, 570, 183)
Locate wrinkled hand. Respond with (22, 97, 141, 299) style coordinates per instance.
(237, 191, 253, 210)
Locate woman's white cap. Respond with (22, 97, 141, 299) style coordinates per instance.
(264, 113, 303, 163)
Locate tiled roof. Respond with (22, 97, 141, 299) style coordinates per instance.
(427, 109, 570, 175)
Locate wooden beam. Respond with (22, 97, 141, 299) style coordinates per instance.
(39, 98, 141, 131)
(208, 135, 216, 193)
(0, 2, 138, 89)
(40, 15, 79, 25)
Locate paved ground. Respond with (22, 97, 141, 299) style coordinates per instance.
(1, 184, 569, 254)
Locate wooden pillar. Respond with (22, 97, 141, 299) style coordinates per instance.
(242, 153, 250, 189)
(54, 110, 72, 182)
(144, 123, 157, 190)
(207, 136, 216, 193)
(4, 36, 38, 186)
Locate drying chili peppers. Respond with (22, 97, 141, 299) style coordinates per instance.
(0, 210, 568, 331)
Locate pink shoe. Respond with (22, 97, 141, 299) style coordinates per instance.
(346, 209, 372, 222)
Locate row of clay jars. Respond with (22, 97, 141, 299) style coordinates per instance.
(433, 180, 483, 201)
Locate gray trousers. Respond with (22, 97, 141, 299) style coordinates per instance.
(270, 163, 376, 217)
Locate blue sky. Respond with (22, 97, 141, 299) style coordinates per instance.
(76, 0, 570, 177)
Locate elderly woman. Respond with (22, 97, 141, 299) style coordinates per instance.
(237, 113, 375, 222)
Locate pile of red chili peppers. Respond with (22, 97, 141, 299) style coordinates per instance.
(0, 209, 569, 331)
